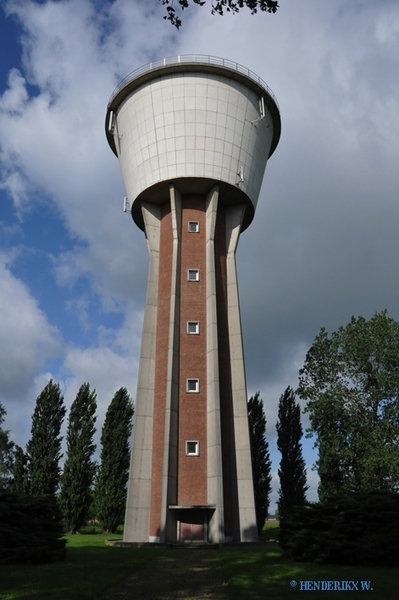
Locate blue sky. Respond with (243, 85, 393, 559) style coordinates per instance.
(0, 0, 398, 511)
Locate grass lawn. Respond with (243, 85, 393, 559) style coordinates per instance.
(220, 523, 398, 599)
(0, 533, 165, 600)
(0, 524, 397, 599)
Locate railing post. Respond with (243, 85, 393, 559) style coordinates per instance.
(108, 55, 279, 112)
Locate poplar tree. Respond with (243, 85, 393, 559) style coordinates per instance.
(95, 388, 134, 534)
(276, 386, 308, 515)
(11, 445, 29, 494)
(247, 392, 272, 534)
(94, 387, 134, 533)
(26, 380, 66, 497)
(59, 383, 97, 534)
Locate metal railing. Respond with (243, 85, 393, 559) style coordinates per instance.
(108, 55, 278, 109)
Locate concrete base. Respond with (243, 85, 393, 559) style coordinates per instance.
(105, 539, 263, 548)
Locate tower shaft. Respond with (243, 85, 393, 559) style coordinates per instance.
(105, 56, 281, 543)
(124, 186, 256, 542)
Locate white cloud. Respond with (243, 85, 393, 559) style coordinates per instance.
(0, 170, 29, 214)
(63, 344, 137, 401)
(0, 251, 61, 399)
(175, 0, 399, 396)
(0, 0, 176, 310)
(0, 0, 168, 444)
(0, 68, 28, 113)
(60, 329, 139, 451)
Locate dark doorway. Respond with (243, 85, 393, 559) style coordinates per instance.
(179, 510, 205, 541)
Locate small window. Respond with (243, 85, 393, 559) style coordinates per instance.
(186, 378, 199, 393)
(187, 321, 199, 334)
(188, 221, 199, 233)
(186, 441, 199, 456)
(187, 269, 199, 281)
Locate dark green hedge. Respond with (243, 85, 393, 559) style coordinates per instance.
(0, 492, 66, 564)
(281, 490, 399, 566)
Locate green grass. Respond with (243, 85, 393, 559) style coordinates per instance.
(260, 520, 279, 541)
(220, 525, 398, 599)
(0, 534, 165, 600)
(0, 525, 397, 600)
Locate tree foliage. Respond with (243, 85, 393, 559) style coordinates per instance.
(276, 387, 308, 514)
(161, 0, 279, 29)
(26, 380, 66, 497)
(0, 492, 66, 565)
(276, 387, 308, 548)
(59, 383, 97, 534)
(247, 392, 272, 534)
(11, 446, 29, 495)
(282, 490, 399, 566)
(95, 388, 134, 534)
(297, 311, 399, 501)
(0, 403, 14, 492)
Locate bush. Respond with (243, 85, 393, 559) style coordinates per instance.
(0, 492, 66, 564)
(282, 490, 399, 566)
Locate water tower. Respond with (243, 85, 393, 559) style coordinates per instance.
(106, 55, 280, 544)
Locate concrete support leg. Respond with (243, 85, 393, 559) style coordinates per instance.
(205, 186, 225, 543)
(226, 204, 258, 542)
(160, 184, 182, 542)
(124, 202, 161, 543)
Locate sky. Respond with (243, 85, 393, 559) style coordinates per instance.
(0, 0, 398, 512)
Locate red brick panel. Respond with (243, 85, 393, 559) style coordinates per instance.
(214, 204, 235, 538)
(149, 201, 172, 538)
(178, 197, 207, 505)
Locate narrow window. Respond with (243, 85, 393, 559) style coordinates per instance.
(186, 378, 199, 393)
(187, 269, 199, 281)
(187, 321, 199, 334)
(186, 441, 199, 456)
(188, 221, 199, 233)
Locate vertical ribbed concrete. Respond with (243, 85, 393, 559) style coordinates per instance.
(106, 56, 280, 544)
(124, 202, 160, 542)
(226, 205, 258, 542)
(160, 185, 181, 542)
(205, 186, 224, 543)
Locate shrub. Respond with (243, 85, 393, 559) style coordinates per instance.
(283, 490, 399, 566)
(0, 492, 66, 564)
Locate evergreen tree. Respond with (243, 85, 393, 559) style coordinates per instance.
(276, 386, 308, 514)
(247, 392, 272, 535)
(0, 403, 14, 491)
(0, 493, 66, 565)
(59, 383, 97, 534)
(95, 388, 134, 534)
(11, 445, 29, 494)
(282, 490, 399, 566)
(26, 380, 66, 497)
(276, 386, 308, 547)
